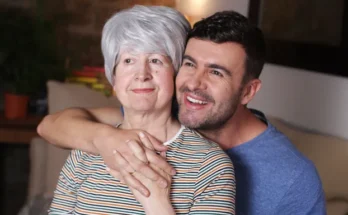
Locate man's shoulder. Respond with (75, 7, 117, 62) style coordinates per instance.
(229, 110, 325, 214)
(249, 121, 318, 179)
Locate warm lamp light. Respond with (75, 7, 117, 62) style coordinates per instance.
(176, 0, 213, 25)
(176, 0, 211, 17)
(176, 0, 249, 26)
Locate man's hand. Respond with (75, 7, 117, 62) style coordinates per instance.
(37, 107, 175, 197)
(95, 128, 176, 196)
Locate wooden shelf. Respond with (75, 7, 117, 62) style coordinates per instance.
(0, 113, 43, 144)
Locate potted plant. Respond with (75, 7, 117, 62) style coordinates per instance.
(0, 7, 66, 119)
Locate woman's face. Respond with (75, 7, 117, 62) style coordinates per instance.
(113, 52, 175, 113)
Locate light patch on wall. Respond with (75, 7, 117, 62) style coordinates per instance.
(176, 0, 250, 25)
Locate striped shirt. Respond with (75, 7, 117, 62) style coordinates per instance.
(49, 126, 236, 214)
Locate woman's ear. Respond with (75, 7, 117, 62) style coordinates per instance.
(240, 79, 262, 105)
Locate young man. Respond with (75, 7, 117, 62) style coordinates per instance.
(38, 10, 326, 214)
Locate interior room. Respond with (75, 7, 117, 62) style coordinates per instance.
(0, 0, 347, 214)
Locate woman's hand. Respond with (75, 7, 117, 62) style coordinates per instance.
(109, 160, 175, 215)
(97, 128, 176, 197)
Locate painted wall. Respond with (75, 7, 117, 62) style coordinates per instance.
(249, 64, 348, 140)
(187, 0, 348, 140)
(176, 0, 249, 18)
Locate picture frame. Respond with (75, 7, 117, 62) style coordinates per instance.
(248, 0, 348, 77)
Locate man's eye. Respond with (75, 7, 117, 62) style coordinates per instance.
(183, 62, 194, 67)
(211, 70, 223, 77)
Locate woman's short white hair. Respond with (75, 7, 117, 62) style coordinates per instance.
(101, 5, 190, 84)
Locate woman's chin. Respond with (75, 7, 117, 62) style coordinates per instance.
(128, 105, 156, 113)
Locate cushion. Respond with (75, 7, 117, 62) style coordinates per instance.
(326, 198, 348, 215)
(47, 80, 121, 114)
(45, 145, 71, 196)
(268, 116, 348, 201)
(18, 194, 52, 215)
(42, 81, 122, 196)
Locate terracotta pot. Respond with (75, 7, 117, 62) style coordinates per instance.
(4, 93, 30, 119)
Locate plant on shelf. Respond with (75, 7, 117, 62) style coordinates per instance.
(0, 6, 67, 119)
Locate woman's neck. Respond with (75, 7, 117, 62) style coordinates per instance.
(120, 108, 181, 143)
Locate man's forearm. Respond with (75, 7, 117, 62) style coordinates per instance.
(38, 107, 175, 196)
(37, 108, 117, 154)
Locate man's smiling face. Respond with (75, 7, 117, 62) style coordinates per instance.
(176, 38, 247, 130)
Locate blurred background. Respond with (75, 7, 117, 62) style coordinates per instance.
(0, 0, 347, 214)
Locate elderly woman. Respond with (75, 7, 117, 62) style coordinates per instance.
(49, 5, 235, 215)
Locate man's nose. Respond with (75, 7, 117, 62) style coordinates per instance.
(135, 63, 152, 82)
(186, 70, 207, 90)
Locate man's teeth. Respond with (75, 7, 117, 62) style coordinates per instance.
(187, 96, 208, 104)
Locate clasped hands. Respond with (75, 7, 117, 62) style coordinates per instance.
(94, 129, 175, 205)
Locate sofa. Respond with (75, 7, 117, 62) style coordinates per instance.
(20, 81, 348, 214)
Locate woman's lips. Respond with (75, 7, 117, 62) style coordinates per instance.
(132, 88, 155, 93)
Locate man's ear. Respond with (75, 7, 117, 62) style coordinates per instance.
(240, 79, 262, 105)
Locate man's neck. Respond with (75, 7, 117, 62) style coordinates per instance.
(198, 107, 267, 150)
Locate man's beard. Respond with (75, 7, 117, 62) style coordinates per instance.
(178, 86, 242, 130)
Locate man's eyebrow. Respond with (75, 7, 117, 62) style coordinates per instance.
(206, 63, 232, 76)
(183, 55, 197, 64)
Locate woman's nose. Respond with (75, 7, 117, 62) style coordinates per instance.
(135, 63, 152, 81)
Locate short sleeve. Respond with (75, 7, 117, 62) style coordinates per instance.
(49, 150, 89, 214)
(190, 149, 236, 215)
(274, 163, 326, 215)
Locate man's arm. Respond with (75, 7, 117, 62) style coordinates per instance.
(37, 107, 175, 196)
(37, 107, 123, 153)
(275, 163, 326, 215)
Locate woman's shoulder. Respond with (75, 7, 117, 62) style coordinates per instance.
(68, 149, 104, 168)
(171, 126, 232, 165)
(176, 126, 223, 149)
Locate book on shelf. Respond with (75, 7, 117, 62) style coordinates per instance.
(66, 66, 114, 96)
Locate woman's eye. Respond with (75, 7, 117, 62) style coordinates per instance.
(124, 58, 132, 64)
(211, 70, 223, 77)
(150, 59, 162, 64)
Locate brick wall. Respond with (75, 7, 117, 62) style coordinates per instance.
(48, 0, 176, 67)
(1, 0, 175, 67)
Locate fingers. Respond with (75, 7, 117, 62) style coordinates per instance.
(124, 153, 169, 188)
(107, 167, 150, 197)
(113, 150, 136, 174)
(113, 141, 168, 188)
(147, 134, 167, 152)
(125, 139, 173, 184)
(123, 172, 150, 197)
(106, 166, 125, 183)
(160, 151, 166, 158)
(114, 149, 169, 188)
(146, 149, 176, 176)
(138, 132, 155, 150)
(128, 140, 148, 163)
(149, 163, 172, 184)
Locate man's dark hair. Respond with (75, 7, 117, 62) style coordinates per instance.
(188, 10, 266, 82)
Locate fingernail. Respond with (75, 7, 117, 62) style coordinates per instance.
(141, 188, 149, 196)
(160, 180, 167, 188)
(139, 132, 145, 138)
(106, 166, 110, 172)
(171, 169, 176, 175)
(112, 150, 117, 155)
